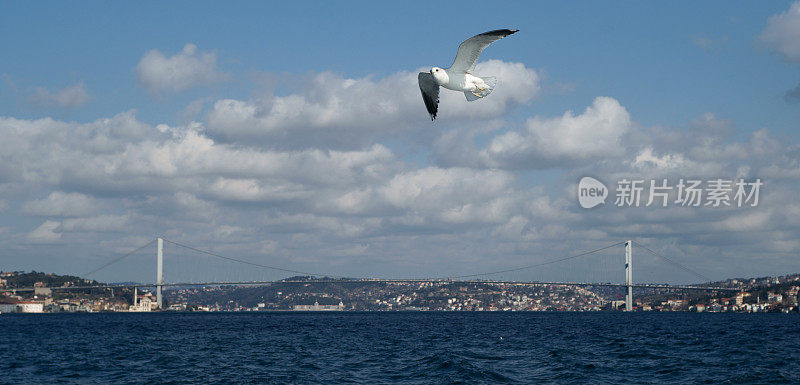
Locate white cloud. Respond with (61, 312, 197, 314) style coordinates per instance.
(207, 177, 308, 203)
(714, 210, 772, 232)
(30, 82, 90, 108)
(0, 112, 403, 207)
(630, 147, 688, 170)
(136, 44, 227, 94)
(760, 2, 800, 100)
(27, 220, 61, 243)
(759, 2, 800, 63)
(0, 111, 157, 187)
(170, 192, 219, 220)
(22, 191, 97, 217)
(480, 97, 632, 168)
(2, 80, 800, 280)
(206, 60, 540, 148)
(212, 225, 252, 242)
(380, 167, 520, 224)
(60, 215, 130, 232)
(259, 213, 374, 238)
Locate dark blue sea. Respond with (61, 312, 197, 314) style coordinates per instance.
(1, 312, 798, 384)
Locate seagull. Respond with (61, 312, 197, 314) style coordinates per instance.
(418, 29, 518, 121)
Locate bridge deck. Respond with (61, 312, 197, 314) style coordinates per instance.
(8, 279, 739, 292)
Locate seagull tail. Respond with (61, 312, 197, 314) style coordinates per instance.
(464, 76, 496, 101)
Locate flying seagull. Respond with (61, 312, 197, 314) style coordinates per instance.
(418, 29, 518, 120)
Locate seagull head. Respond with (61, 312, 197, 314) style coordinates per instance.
(429, 67, 448, 85)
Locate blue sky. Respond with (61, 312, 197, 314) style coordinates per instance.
(3, 2, 797, 130)
(1, 2, 799, 284)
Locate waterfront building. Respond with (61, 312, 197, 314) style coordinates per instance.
(167, 303, 187, 311)
(292, 301, 345, 311)
(0, 301, 17, 313)
(0, 300, 44, 313)
(129, 288, 158, 312)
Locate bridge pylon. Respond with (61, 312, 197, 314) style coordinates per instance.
(156, 237, 163, 309)
(625, 240, 633, 311)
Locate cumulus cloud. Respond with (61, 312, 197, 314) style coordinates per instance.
(329, 167, 521, 225)
(22, 191, 97, 217)
(27, 220, 61, 243)
(479, 97, 632, 168)
(630, 147, 688, 170)
(760, 2, 800, 100)
(136, 44, 227, 94)
(432, 103, 800, 277)
(380, 167, 518, 224)
(1, 107, 541, 274)
(29, 82, 90, 108)
(759, 2, 800, 63)
(0, 111, 154, 188)
(206, 60, 540, 149)
(2, 74, 800, 280)
(60, 215, 130, 232)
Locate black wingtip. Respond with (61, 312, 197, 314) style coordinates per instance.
(480, 29, 519, 37)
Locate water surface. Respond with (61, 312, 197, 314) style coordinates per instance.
(1, 312, 798, 384)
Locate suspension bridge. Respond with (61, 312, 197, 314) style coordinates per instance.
(10, 238, 739, 311)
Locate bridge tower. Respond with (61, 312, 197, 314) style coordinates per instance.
(156, 237, 163, 309)
(625, 240, 633, 311)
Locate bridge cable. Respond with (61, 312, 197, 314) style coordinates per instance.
(162, 238, 344, 279)
(84, 239, 157, 278)
(631, 241, 711, 283)
(442, 241, 626, 280)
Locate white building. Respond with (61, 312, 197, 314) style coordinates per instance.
(166, 303, 186, 311)
(0, 301, 44, 313)
(19, 301, 44, 313)
(293, 301, 345, 311)
(767, 292, 783, 303)
(129, 288, 158, 312)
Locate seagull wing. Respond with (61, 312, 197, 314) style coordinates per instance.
(449, 29, 518, 74)
(418, 72, 440, 121)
